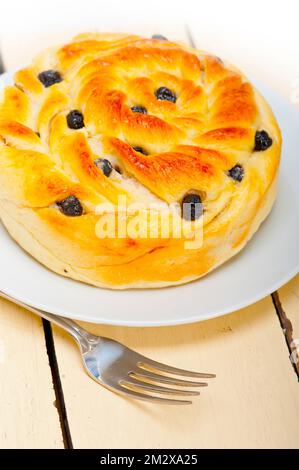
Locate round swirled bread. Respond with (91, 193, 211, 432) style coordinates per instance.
(0, 33, 281, 289)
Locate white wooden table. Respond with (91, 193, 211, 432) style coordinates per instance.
(0, 0, 298, 449)
(1, 277, 298, 448)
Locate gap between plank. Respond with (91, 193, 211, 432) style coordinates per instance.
(271, 292, 299, 380)
(185, 26, 299, 382)
(42, 319, 74, 448)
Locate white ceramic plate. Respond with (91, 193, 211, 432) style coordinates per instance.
(0, 73, 298, 326)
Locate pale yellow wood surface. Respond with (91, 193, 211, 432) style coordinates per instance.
(52, 295, 299, 449)
(0, 298, 63, 449)
(278, 274, 299, 364)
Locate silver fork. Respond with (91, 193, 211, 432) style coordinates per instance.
(1, 290, 215, 404)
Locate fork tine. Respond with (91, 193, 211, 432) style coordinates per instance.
(122, 377, 200, 396)
(110, 383, 192, 405)
(138, 357, 216, 379)
(132, 370, 208, 387)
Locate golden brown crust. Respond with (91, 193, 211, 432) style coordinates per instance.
(0, 33, 281, 288)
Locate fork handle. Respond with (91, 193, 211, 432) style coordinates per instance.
(0, 290, 94, 350)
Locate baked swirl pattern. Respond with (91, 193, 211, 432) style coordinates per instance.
(0, 33, 281, 288)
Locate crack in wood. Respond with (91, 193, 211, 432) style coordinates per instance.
(185, 24, 197, 48)
(271, 291, 299, 380)
(42, 319, 74, 448)
(0, 52, 5, 74)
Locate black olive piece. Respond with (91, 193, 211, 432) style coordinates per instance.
(56, 196, 83, 217)
(151, 34, 168, 41)
(38, 70, 63, 88)
(131, 105, 148, 114)
(132, 146, 148, 155)
(228, 164, 244, 182)
(67, 110, 85, 129)
(181, 194, 203, 221)
(155, 86, 177, 103)
(254, 130, 273, 151)
(94, 158, 113, 177)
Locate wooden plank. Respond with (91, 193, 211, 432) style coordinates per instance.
(276, 274, 299, 376)
(0, 22, 64, 450)
(0, 298, 64, 449)
(52, 296, 299, 448)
